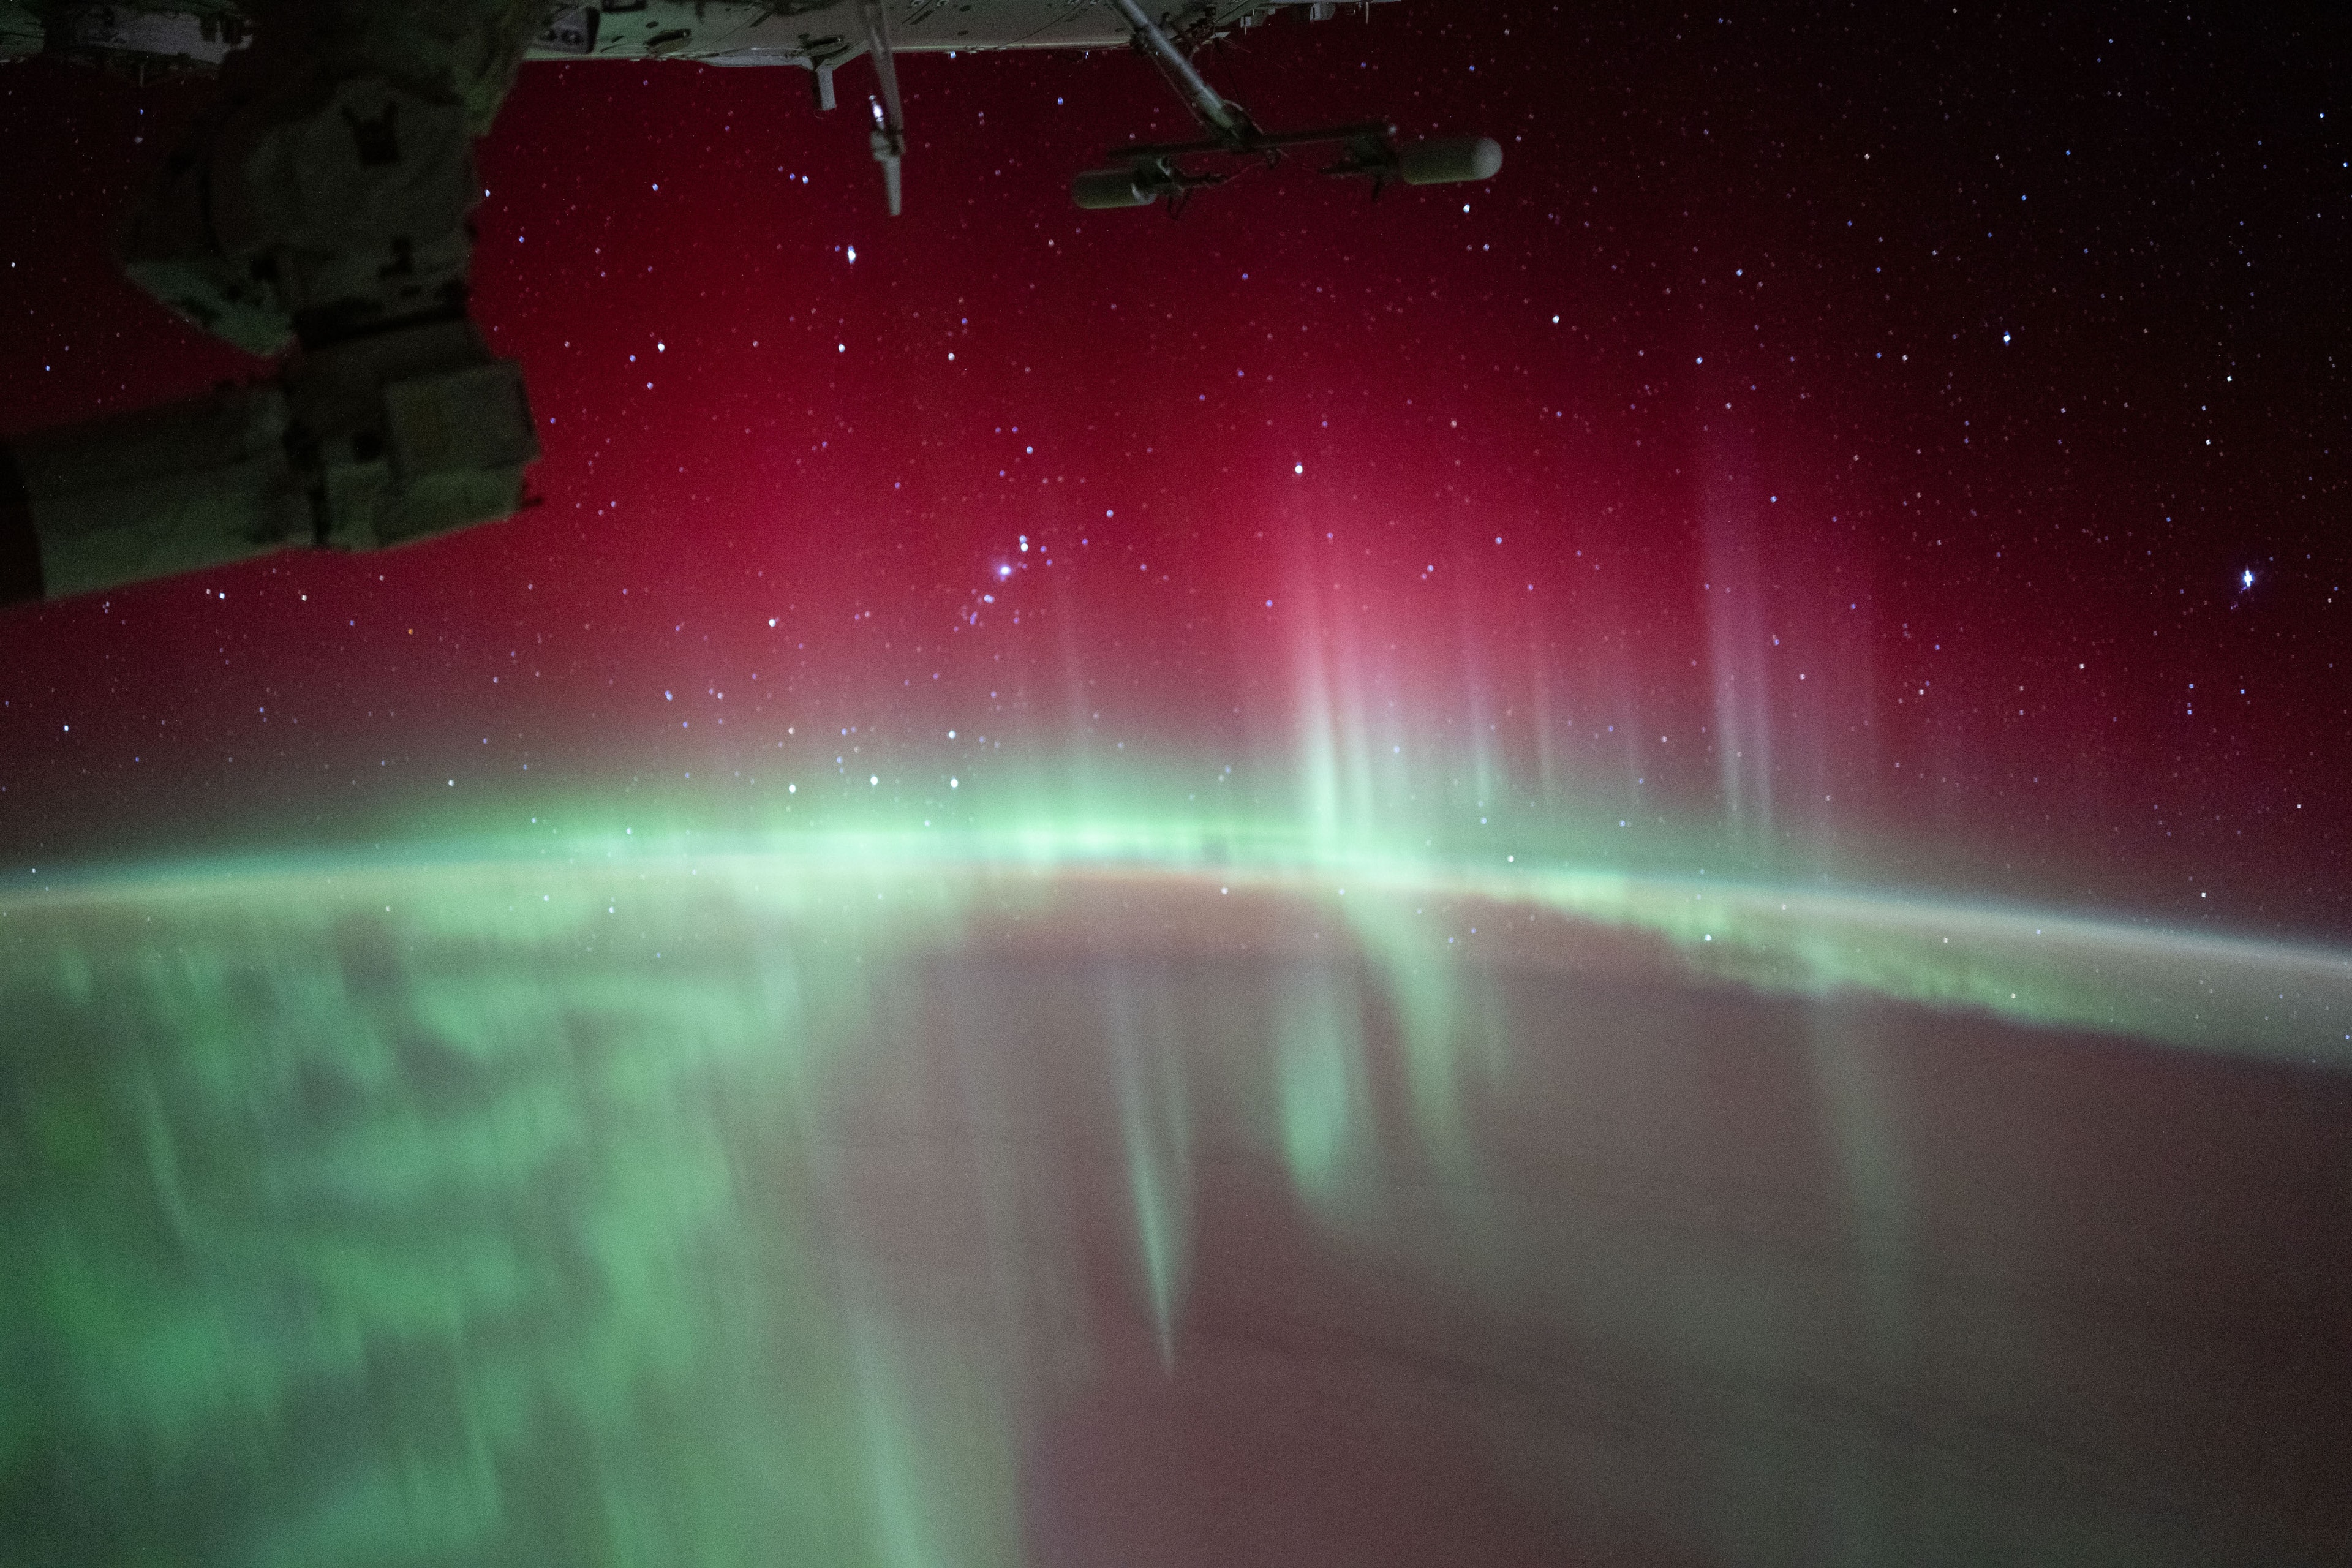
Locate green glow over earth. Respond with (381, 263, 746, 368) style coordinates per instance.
(4, 804, 2347, 1564)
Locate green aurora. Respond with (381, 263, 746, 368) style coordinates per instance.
(5, 799, 2348, 1564)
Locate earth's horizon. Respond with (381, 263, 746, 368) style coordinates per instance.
(6, 850, 2350, 1564)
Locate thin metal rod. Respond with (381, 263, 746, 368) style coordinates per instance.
(856, 0, 905, 215)
(1114, 120, 1392, 160)
(1103, 0, 1247, 141)
(858, 0, 903, 136)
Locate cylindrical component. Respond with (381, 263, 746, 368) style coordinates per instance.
(1072, 167, 1156, 209)
(1396, 135, 1504, 186)
(2, 384, 310, 603)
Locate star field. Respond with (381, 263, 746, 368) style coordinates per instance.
(0, 1, 2345, 932)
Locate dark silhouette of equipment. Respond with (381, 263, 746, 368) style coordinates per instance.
(1072, 0, 1500, 213)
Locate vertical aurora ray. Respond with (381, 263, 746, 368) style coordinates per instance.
(1104, 971, 1193, 1371)
(1272, 964, 1368, 1217)
(1704, 481, 1779, 848)
(1338, 892, 1508, 1183)
(1802, 1011, 1918, 1381)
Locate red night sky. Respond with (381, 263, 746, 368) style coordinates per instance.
(1, 3, 2346, 935)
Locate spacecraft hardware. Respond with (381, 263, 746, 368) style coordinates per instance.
(0, 1, 1499, 605)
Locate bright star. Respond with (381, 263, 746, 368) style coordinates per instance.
(2241, 569, 2255, 590)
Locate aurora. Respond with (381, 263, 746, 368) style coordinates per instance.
(6, 813, 2348, 1562)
